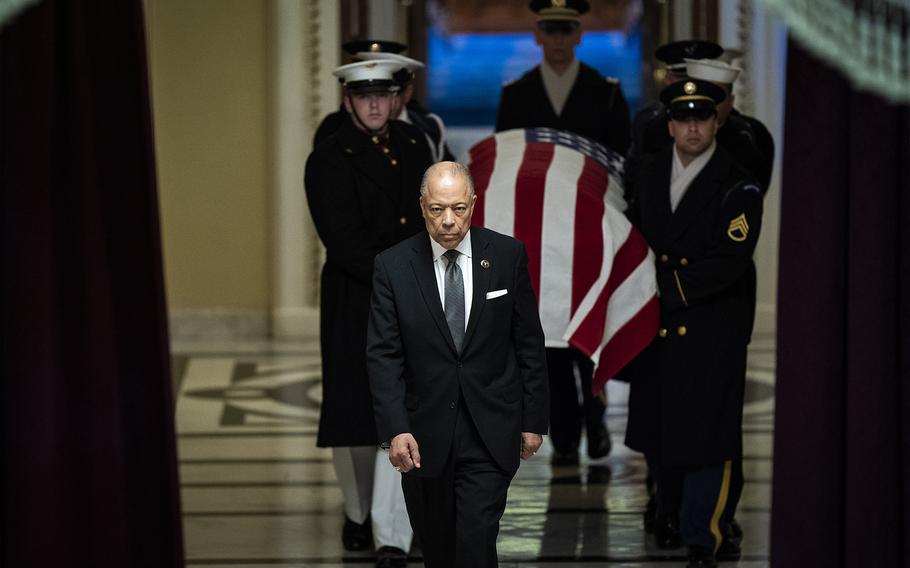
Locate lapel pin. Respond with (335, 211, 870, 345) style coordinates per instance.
(480, 259, 490, 269)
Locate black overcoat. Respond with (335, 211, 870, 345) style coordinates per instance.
(494, 62, 631, 155)
(623, 146, 763, 466)
(304, 116, 432, 447)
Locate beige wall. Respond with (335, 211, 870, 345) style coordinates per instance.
(146, 0, 271, 312)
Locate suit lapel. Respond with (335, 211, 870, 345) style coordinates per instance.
(409, 236, 457, 354)
(462, 228, 493, 352)
(666, 150, 729, 241)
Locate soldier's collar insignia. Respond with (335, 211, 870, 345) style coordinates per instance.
(480, 259, 490, 269)
(727, 213, 749, 242)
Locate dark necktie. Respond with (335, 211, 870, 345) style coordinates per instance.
(443, 249, 465, 352)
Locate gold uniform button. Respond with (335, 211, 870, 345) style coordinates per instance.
(680, 258, 689, 266)
(383, 147, 390, 154)
(658, 328, 668, 338)
(660, 254, 669, 263)
(399, 217, 407, 225)
(390, 159, 398, 166)
(678, 326, 687, 336)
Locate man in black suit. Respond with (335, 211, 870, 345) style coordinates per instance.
(494, 0, 630, 155)
(624, 79, 763, 568)
(305, 59, 433, 568)
(366, 162, 549, 568)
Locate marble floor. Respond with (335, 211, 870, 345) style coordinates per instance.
(172, 333, 774, 567)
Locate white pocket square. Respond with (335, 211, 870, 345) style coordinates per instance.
(486, 289, 508, 300)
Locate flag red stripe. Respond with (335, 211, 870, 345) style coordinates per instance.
(590, 296, 660, 392)
(568, 228, 650, 354)
(571, 156, 608, 314)
(513, 143, 555, 296)
(468, 137, 498, 228)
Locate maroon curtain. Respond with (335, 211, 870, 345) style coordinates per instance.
(0, 1, 184, 566)
(772, 42, 910, 566)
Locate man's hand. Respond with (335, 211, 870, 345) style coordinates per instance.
(389, 433, 421, 473)
(520, 432, 543, 460)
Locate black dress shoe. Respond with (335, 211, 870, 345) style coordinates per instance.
(586, 428, 612, 459)
(643, 495, 657, 533)
(654, 516, 682, 549)
(716, 536, 742, 561)
(729, 517, 744, 540)
(551, 449, 579, 466)
(687, 545, 717, 567)
(375, 546, 408, 568)
(342, 515, 371, 551)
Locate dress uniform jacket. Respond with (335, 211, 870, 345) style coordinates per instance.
(623, 145, 763, 466)
(494, 62, 630, 155)
(627, 104, 774, 192)
(305, 116, 433, 447)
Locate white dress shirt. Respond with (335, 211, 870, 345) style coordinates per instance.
(430, 232, 473, 331)
(540, 58, 579, 117)
(670, 140, 717, 212)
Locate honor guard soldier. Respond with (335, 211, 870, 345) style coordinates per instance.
(495, 0, 628, 467)
(355, 51, 455, 163)
(627, 41, 775, 194)
(628, 40, 723, 167)
(304, 59, 433, 568)
(494, 0, 631, 155)
(312, 39, 407, 147)
(685, 58, 775, 192)
(623, 79, 763, 568)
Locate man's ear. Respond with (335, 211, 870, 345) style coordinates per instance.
(533, 27, 543, 46)
(342, 93, 352, 114)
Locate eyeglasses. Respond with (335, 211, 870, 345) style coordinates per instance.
(425, 204, 470, 218)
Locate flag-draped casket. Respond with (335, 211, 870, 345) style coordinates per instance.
(465, 128, 659, 392)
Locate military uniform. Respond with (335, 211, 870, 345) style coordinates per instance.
(624, 79, 762, 566)
(306, 116, 431, 447)
(495, 63, 630, 155)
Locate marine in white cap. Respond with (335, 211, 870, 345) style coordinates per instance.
(356, 51, 454, 162)
(304, 53, 434, 568)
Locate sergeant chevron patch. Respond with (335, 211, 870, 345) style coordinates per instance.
(727, 214, 749, 242)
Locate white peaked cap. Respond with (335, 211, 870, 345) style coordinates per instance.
(684, 58, 742, 84)
(355, 51, 426, 74)
(332, 60, 401, 86)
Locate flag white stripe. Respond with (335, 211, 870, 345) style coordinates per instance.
(538, 144, 583, 342)
(481, 131, 525, 236)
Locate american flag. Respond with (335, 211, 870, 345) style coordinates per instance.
(466, 128, 659, 392)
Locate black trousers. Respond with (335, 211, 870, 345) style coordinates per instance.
(546, 347, 606, 454)
(401, 396, 514, 568)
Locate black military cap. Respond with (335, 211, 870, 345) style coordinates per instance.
(659, 79, 726, 120)
(530, 0, 590, 22)
(341, 39, 407, 56)
(655, 40, 723, 73)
